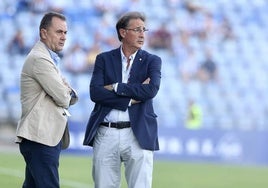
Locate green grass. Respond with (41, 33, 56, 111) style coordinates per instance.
(1, 152, 268, 188)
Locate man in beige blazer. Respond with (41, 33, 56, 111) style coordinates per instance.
(15, 12, 78, 188)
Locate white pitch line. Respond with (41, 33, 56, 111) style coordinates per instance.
(0, 167, 92, 188)
(61, 179, 91, 188)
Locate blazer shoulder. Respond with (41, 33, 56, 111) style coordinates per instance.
(96, 48, 121, 63)
(139, 49, 162, 63)
(29, 41, 52, 61)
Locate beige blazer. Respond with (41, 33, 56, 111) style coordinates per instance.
(15, 41, 78, 149)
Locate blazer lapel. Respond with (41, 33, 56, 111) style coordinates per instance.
(35, 41, 59, 72)
(128, 50, 144, 83)
(111, 48, 123, 82)
(132, 50, 143, 70)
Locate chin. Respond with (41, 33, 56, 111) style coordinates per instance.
(136, 44, 143, 49)
(56, 47, 64, 52)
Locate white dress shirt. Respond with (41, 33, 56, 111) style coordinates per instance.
(104, 47, 137, 122)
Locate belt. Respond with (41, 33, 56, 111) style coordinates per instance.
(100, 122, 131, 129)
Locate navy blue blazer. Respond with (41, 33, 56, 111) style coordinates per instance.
(83, 47, 162, 151)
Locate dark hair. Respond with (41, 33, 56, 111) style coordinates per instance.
(116, 11, 146, 41)
(39, 12, 66, 37)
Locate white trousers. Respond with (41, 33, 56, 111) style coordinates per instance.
(92, 126, 153, 188)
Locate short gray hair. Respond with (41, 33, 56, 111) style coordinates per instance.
(116, 11, 146, 41)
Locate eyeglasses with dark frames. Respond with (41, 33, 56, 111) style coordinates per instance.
(124, 27, 149, 33)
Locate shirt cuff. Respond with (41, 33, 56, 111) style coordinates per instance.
(128, 99, 132, 106)
(70, 90, 77, 98)
(113, 83, 118, 92)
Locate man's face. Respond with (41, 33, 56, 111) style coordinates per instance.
(121, 18, 146, 51)
(42, 17, 67, 52)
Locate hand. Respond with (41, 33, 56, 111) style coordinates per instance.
(104, 84, 113, 91)
(131, 99, 141, 104)
(143, 77, 150, 84)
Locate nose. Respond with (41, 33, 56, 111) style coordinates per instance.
(61, 34, 67, 40)
(61, 31, 67, 40)
(139, 32, 145, 37)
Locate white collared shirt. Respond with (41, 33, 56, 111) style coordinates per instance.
(104, 47, 137, 122)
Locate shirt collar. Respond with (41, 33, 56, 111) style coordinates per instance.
(47, 47, 60, 66)
(120, 46, 137, 62)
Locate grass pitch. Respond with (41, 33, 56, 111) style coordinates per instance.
(1, 152, 268, 188)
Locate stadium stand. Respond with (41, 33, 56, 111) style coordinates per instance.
(1, 0, 268, 131)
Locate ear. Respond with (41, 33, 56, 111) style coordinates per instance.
(119, 28, 126, 39)
(40, 28, 47, 39)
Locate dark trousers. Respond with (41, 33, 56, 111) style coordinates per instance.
(19, 139, 62, 188)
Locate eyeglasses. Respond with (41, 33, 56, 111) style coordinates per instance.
(124, 27, 149, 33)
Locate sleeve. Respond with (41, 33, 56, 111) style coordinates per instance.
(89, 54, 130, 111)
(116, 54, 162, 102)
(33, 57, 72, 109)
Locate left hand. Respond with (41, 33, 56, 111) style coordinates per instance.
(104, 84, 113, 91)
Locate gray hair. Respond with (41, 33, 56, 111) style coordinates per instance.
(116, 11, 146, 41)
(39, 12, 66, 38)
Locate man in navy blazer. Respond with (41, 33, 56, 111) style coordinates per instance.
(83, 11, 161, 188)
